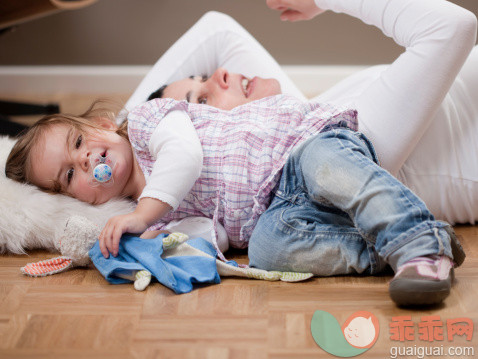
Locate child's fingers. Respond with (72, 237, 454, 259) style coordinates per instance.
(106, 223, 120, 257)
(99, 220, 115, 258)
(99, 231, 110, 258)
(111, 226, 124, 257)
(99, 215, 131, 258)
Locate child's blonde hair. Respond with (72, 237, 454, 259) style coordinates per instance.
(5, 100, 128, 194)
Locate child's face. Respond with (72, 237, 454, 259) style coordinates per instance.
(162, 67, 281, 110)
(29, 122, 140, 204)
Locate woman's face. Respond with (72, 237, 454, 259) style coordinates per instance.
(162, 67, 282, 110)
(28, 122, 139, 204)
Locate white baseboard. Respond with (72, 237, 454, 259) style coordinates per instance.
(0, 66, 150, 95)
(0, 65, 366, 97)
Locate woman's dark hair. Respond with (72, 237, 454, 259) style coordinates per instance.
(147, 84, 167, 101)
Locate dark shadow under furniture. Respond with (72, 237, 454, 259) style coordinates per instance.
(0, 0, 97, 136)
(0, 100, 60, 136)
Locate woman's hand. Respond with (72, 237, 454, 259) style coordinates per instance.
(99, 211, 150, 258)
(266, 0, 325, 22)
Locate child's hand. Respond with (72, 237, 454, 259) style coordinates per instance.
(99, 212, 149, 258)
(99, 198, 172, 258)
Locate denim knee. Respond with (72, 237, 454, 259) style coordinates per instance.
(292, 130, 378, 207)
(298, 129, 378, 172)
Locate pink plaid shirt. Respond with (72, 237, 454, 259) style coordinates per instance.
(128, 95, 358, 249)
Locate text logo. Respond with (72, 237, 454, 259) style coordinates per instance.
(389, 315, 473, 342)
(311, 310, 379, 357)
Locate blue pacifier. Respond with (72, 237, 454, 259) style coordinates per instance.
(94, 163, 112, 183)
(88, 153, 116, 187)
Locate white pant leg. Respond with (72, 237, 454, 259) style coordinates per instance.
(397, 45, 478, 224)
(124, 11, 305, 115)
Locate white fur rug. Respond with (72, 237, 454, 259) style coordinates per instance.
(0, 136, 135, 254)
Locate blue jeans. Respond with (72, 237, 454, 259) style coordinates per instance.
(248, 129, 453, 276)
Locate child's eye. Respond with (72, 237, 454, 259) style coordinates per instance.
(67, 168, 74, 184)
(198, 97, 207, 104)
(75, 135, 82, 149)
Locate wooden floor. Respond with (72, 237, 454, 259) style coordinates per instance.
(1, 94, 477, 358)
(0, 226, 477, 358)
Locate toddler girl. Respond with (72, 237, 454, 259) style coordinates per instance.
(6, 93, 464, 307)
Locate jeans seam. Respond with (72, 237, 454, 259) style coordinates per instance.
(367, 243, 380, 274)
(434, 227, 445, 255)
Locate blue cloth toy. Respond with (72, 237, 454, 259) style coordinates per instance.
(88, 233, 220, 294)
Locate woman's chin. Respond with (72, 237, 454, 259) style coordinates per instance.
(262, 78, 281, 96)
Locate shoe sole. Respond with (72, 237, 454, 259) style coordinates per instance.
(389, 269, 454, 307)
(445, 226, 466, 267)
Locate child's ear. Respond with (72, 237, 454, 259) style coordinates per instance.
(96, 117, 118, 130)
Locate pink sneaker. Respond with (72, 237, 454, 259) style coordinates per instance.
(389, 255, 454, 306)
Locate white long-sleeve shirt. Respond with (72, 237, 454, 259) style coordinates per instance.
(138, 110, 202, 210)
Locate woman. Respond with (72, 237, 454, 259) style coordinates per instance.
(122, 0, 478, 225)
